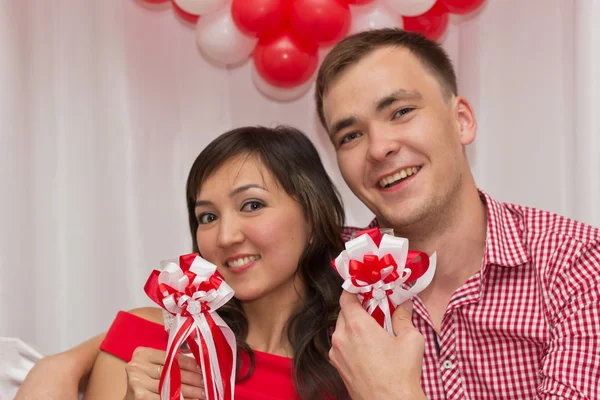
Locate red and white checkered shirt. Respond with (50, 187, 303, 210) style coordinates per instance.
(341, 191, 600, 399)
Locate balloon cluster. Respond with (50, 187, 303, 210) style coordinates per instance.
(142, 0, 485, 100)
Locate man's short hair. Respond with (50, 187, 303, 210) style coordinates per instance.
(315, 28, 458, 130)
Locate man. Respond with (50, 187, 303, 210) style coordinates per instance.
(17, 29, 600, 399)
(320, 29, 599, 400)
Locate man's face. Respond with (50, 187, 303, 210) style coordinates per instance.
(322, 46, 475, 230)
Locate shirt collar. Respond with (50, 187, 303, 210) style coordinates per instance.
(348, 190, 530, 268)
(480, 190, 530, 268)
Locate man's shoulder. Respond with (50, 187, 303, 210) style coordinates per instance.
(481, 189, 599, 273)
(498, 201, 600, 323)
(497, 200, 600, 271)
(503, 201, 599, 248)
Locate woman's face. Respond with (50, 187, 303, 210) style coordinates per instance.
(193, 154, 310, 302)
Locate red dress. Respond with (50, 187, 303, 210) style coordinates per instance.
(100, 311, 297, 400)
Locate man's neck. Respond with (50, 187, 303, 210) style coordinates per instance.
(390, 186, 488, 329)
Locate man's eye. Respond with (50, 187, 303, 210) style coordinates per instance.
(393, 108, 415, 119)
(340, 131, 362, 145)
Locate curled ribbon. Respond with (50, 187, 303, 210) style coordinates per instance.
(332, 228, 437, 335)
(144, 254, 236, 400)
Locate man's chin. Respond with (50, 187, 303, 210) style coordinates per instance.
(377, 210, 424, 232)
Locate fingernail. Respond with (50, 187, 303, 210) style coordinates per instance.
(402, 301, 413, 313)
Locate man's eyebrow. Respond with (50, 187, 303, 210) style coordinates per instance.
(329, 115, 359, 138)
(375, 89, 423, 113)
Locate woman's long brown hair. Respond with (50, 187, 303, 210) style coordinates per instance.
(185, 126, 348, 399)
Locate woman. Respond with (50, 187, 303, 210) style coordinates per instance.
(80, 125, 349, 399)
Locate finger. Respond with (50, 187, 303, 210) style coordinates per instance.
(339, 291, 382, 333)
(334, 303, 346, 332)
(329, 308, 346, 368)
(181, 383, 206, 400)
(132, 347, 168, 364)
(178, 353, 202, 373)
(132, 358, 165, 382)
(132, 392, 160, 400)
(125, 367, 160, 394)
(339, 290, 361, 311)
(338, 291, 372, 322)
(180, 368, 204, 388)
(392, 300, 414, 336)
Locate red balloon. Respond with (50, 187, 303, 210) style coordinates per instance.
(344, 0, 375, 4)
(171, 1, 199, 24)
(290, 0, 351, 46)
(403, 1, 448, 41)
(231, 0, 289, 39)
(253, 32, 319, 88)
(141, 0, 169, 3)
(442, 0, 485, 14)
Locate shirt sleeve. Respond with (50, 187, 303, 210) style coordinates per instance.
(537, 242, 600, 399)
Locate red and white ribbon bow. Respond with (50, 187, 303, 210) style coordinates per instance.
(144, 254, 236, 400)
(332, 228, 437, 335)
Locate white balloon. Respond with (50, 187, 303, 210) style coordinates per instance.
(251, 64, 314, 102)
(383, 0, 436, 17)
(196, 7, 258, 66)
(174, 0, 229, 16)
(350, 3, 403, 34)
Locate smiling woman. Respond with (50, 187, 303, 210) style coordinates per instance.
(80, 125, 350, 400)
(193, 154, 311, 302)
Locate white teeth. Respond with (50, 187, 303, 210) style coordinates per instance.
(378, 167, 420, 188)
(227, 255, 260, 268)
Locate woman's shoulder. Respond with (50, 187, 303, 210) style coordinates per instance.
(128, 307, 164, 325)
(99, 308, 168, 362)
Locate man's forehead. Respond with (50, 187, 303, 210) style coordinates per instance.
(321, 47, 438, 128)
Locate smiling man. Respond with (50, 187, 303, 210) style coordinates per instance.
(320, 29, 600, 400)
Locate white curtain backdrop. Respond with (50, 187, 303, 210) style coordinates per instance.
(1, 0, 598, 355)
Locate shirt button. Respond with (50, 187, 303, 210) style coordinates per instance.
(442, 360, 453, 370)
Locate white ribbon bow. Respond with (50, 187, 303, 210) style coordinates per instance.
(158, 256, 236, 400)
(333, 233, 437, 335)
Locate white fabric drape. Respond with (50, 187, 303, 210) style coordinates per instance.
(1, 0, 598, 355)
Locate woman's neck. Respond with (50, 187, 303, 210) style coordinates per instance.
(242, 275, 305, 358)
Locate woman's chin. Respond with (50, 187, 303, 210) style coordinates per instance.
(233, 290, 263, 303)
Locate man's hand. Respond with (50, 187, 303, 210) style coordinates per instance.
(329, 291, 427, 400)
(15, 333, 106, 400)
(15, 353, 82, 400)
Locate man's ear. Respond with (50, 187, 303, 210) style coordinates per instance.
(455, 96, 477, 145)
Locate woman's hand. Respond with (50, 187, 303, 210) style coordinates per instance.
(124, 347, 205, 400)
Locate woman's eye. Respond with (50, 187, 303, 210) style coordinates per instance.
(393, 108, 415, 119)
(197, 213, 217, 224)
(340, 131, 362, 145)
(241, 200, 264, 212)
